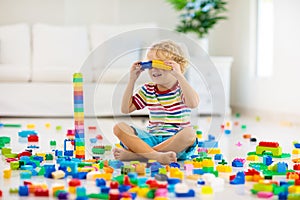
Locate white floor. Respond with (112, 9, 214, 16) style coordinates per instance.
(0, 115, 300, 199)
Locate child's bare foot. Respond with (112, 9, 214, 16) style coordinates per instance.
(113, 148, 145, 161)
(154, 151, 177, 165)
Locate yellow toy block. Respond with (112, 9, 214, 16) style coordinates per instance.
(201, 186, 213, 195)
(207, 148, 221, 154)
(288, 185, 300, 193)
(292, 149, 300, 155)
(69, 186, 76, 194)
(186, 174, 201, 180)
(137, 187, 150, 198)
(154, 197, 168, 200)
(26, 124, 36, 129)
(169, 167, 184, 180)
(216, 165, 232, 173)
(45, 123, 51, 128)
(3, 168, 12, 178)
(52, 185, 65, 196)
(193, 161, 202, 168)
(197, 134, 202, 139)
(202, 159, 214, 167)
(93, 173, 112, 181)
(128, 187, 139, 193)
(247, 155, 259, 161)
(75, 146, 85, 151)
(152, 60, 172, 70)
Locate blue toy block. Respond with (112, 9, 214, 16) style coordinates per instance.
(277, 162, 288, 173)
(278, 191, 288, 200)
(33, 156, 44, 162)
(20, 165, 34, 171)
(27, 145, 39, 149)
(198, 140, 218, 148)
(232, 160, 243, 167)
(73, 172, 87, 179)
(26, 161, 37, 169)
(230, 171, 245, 185)
(208, 134, 215, 141)
(55, 150, 63, 157)
(263, 155, 273, 166)
(175, 189, 195, 197)
(96, 178, 106, 187)
(76, 197, 88, 200)
(140, 61, 152, 69)
(138, 177, 148, 185)
(193, 168, 204, 175)
(214, 154, 223, 160)
(89, 138, 97, 143)
(59, 161, 78, 177)
(43, 164, 56, 178)
(20, 156, 30, 163)
(64, 150, 74, 157)
(197, 179, 205, 185)
(109, 160, 124, 169)
(100, 186, 110, 194)
(18, 130, 38, 138)
(19, 185, 29, 196)
(169, 162, 180, 168)
(127, 172, 138, 180)
(119, 185, 131, 193)
(20, 171, 32, 179)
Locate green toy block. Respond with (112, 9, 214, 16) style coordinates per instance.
(87, 193, 109, 199)
(273, 185, 286, 195)
(288, 194, 300, 200)
(10, 161, 20, 170)
(56, 126, 62, 131)
(74, 107, 84, 112)
(256, 145, 282, 157)
(0, 136, 11, 144)
(5, 153, 18, 158)
(45, 154, 54, 160)
(147, 189, 155, 199)
(9, 188, 19, 194)
(159, 168, 167, 175)
(36, 166, 45, 176)
(92, 147, 105, 154)
(54, 190, 67, 197)
(253, 183, 273, 192)
(104, 145, 112, 151)
(78, 162, 92, 167)
(112, 175, 124, 185)
(4, 124, 22, 128)
(1, 147, 12, 155)
(75, 141, 85, 146)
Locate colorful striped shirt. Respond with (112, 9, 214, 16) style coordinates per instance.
(132, 82, 191, 136)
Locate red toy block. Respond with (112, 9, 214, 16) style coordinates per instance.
(295, 179, 300, 186)
(229, 175, 236, 181)
(258, 142, 279, 148)
(245, 169, 260, 176)
(0, 189, 2, 197)
(34, 188, 49, 197)
(6, 158, 18, 163)
(68, 178, 81, 187)
(18, 151, 32, 159)
(23, 181, 33, 186)
(146, 179, 159, 189)
(88, 126, 97, 131)
(294, 164, 300, 170)
(28, 135, 39, 142)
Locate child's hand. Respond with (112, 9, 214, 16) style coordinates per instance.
(164, 60, 182, 78)
(130, 61, 144, 81)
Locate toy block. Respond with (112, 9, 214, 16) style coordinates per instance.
(256, 145, 282, 156)
(52, 170, 65, 179)
(34, 188, 49, 197)
(294, 164, 300, 170)
(1, 147, 12, 155)
(230, 172, 245, 185)
(259, 141, 279, 148)
(198, 140, 218, 148)
(277, 162, 288, 173)
(263, 155, 273, 166)
(19, 185, 29, 196)
(257, 192, 273, 198)
(3, 168, 12, 178)
(202, 158, 214, 167)
(207, 148, 221, 154)
(216, 165, 232, 173)
(247, 155, 259, 161)
(26, 124, 36, 129)
(232, 160, 243, 167)
(292, 149, 300, 154)
(201, 185, 213, 195)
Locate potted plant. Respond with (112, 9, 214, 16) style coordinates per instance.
(166, 0, 227, 52)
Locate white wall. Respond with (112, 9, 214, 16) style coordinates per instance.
(0, 0, 177, 28)
(1, 0, 299, 115)
(209, 0, 300, 116)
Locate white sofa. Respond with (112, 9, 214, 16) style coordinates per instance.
(0, 23, 232, 117)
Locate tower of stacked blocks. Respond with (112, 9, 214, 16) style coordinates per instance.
(73, 73, 85, 159)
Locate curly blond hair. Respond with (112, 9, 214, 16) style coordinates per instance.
(146, 40, 188, 73)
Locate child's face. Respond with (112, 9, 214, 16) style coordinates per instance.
(147, 51, 177, 86)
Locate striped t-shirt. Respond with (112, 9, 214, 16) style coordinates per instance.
(132, 82, 191, 136)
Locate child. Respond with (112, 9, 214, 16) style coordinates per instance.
(113, 40, 199, 165)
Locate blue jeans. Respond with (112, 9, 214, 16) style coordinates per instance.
(120, 126, 198, 160)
